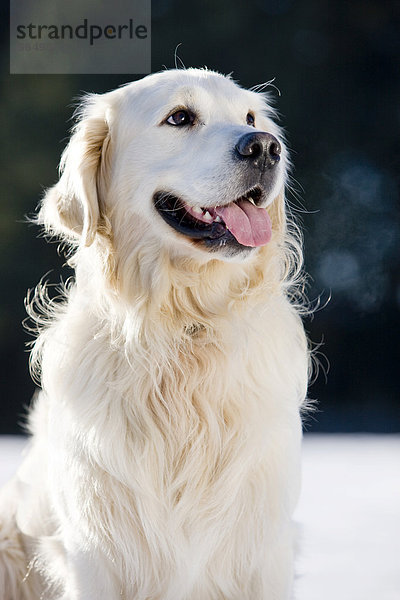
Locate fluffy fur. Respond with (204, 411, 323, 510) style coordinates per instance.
(0, 68, 309, 599)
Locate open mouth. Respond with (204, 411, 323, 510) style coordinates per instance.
(154, 187, 272, 250)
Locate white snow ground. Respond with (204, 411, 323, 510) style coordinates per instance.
(0, 434, 399, 599)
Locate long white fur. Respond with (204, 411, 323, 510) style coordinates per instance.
(0, 68, 309, 600)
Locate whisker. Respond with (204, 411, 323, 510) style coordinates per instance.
(174, 44, 186, 70)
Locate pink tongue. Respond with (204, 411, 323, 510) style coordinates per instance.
(214, 200, 272, 247)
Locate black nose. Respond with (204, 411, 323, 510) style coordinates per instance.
(235, 132, 281, 170)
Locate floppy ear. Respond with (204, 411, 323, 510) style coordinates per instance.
(38, 96, 110, 246)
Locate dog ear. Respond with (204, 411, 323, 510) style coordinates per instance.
(38, 97, 110, 246)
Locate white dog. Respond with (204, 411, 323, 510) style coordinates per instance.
(0, 68, 309, 599)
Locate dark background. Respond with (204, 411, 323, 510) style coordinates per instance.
(1, 0, 399, 434)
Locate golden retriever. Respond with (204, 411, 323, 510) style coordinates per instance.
(0, 68, 309, 599)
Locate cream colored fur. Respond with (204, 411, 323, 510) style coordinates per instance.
(0, 69, 309, 599)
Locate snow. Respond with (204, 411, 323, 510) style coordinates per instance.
(1, 434, 399, 599)
(0, 436, 28, 486)
(294, 434, 400, 600)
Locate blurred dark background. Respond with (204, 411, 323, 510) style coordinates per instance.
(1, 0, 399, 434)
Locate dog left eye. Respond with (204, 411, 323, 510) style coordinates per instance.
(166, 110, 193, 126)
(246, 112, 255, 127)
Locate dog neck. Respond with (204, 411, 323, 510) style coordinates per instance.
(73, 238, 286, 340)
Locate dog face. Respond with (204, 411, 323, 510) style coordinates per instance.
(40, 69, 288, 262)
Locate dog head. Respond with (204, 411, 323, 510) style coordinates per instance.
(39, 69, 288, 265)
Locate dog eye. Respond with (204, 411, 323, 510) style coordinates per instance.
(166, 110, 194, 126)
(246, 112, 255, 127)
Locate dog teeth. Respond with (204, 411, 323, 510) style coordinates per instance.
(215, 216, 222, 222)
(192, 206, 203, 215)
(203, 211, 213, 221)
